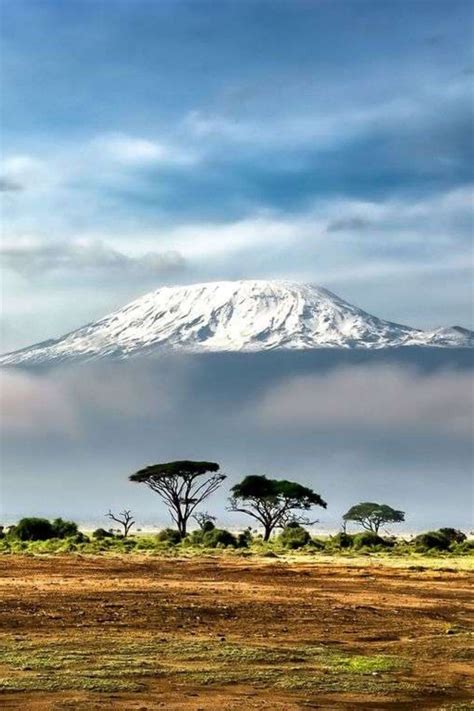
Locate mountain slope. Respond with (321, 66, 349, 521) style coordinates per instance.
(1, 280, 472, 366)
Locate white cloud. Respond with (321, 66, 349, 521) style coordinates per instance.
(0, 362, 181, 437)
(132, 184, 473, 264)
(92, 132, 197, 166)
(0, 238, 186, 277)
(183, 89, 453, 150)
(0, 154, 54, 190)
(253, 366, 474, 439)
(0, 370, 78, 436)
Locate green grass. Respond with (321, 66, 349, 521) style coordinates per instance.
(0, 636, 411, 695)
(0, 534, 473, 571)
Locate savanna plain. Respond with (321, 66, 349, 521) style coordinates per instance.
(0, 550, 472, 710)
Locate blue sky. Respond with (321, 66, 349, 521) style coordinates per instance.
(1, 0, 473, 349)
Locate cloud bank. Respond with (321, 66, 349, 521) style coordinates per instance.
(0, 240, 186, 278)
(254, 366, 474, 439)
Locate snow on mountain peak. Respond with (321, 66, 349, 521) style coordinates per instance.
(1, 279, 472, 366)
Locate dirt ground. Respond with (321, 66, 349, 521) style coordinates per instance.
(0, 555, 472, 710)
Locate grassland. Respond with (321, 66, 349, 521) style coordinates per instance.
(0, 554, 472, 709)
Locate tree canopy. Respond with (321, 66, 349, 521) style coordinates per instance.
(228, 475, 327, 541)
(342, 502, 405, 534)
(130, 460, 225, 537)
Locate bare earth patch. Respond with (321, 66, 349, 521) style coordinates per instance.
(0, 555, 472, 709)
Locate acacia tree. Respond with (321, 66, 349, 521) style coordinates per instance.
(228, 475, 327, 541)
(130, 461, 225, 537)
(342, 502, 405, 534)
(106, 509, 135, 537)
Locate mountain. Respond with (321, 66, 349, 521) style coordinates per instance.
(1, 280, 472, 366)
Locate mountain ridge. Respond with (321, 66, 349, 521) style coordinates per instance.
(1, 279, 472, 366)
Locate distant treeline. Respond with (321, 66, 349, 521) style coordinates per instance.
(0, 517, 472, 556)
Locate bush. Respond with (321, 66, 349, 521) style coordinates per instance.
(133, 536, 158, 551)
(186, 528, 205, 545)
(202, 528, 237, 548)
(201, 520, 216, 533)
(11, 518, 56, 541)
(156, 528, 182, 545)
(438, 528, 466, 544)
(237, 528, 253, 548)
(451, 539, 474, 554)
(414, 531, 451, 551)
(52, 518, 79, 538)
(330, 532, 354, 549)
(8, 517, 82, 542)
(353, 531, 389, 549)
(278, 524, 311, 549)
(92, 528, 115, 540)
(414, 529, 467, 552)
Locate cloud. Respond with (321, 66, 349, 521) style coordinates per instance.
(3, 359, 472, 443)
(0, 239, 186, 278)
(183, 77, 472, 153)
(0, 177, 23, 192)
(1, 155, 52, 190)
(253, 366, 474, 439)
(326, 216, 372, 233)
(0, 361, 185, 437)
(0, 369, 78, 436)
(92, 132, 197, 167)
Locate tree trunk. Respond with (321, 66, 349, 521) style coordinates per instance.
(178, 517, 187, 538)
(263, 525, 272, 541)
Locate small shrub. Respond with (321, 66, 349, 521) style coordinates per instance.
(11, 518, 56, 541)
(134, 536, 158, 550)
(201, 520, 216, 533)
(92, 528, 115, 540)
(451, 539, 474, 554)
(438, 528, 466, 544)
(187, 529, 205, 545)
(331, 532, 354, 549)
(51, 518, 79, 538)
(202, 528, 237, 548)
(352, 531, 388, 549)
(156, 528, 182, 545)
(278, 524, 311, 550)
(414, 530, 451, 551)
(237, 528, 253, 548)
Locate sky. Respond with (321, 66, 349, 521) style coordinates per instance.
(1, 0, 473, 351)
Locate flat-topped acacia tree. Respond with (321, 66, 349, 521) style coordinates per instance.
(228, 475, 327, 541)
(342, 502, 405, 534)
(129, 460, 225, 537)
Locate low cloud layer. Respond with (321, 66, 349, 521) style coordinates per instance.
(2, 359, 472, 441)
(0, 360, 188, 437)
(254, 366, 474, 439)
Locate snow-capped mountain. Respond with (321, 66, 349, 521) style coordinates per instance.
(1, 280, 472, 366)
